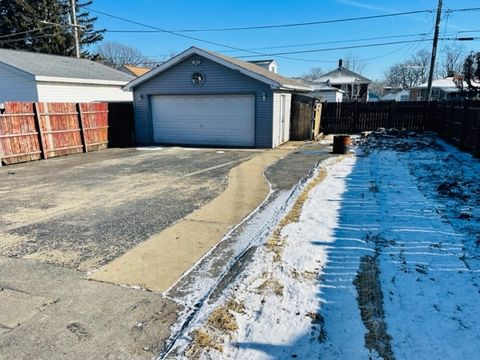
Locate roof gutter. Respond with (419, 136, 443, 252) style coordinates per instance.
(35, 76, 130, 86)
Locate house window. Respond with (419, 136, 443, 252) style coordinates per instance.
(192, 72, 205, 86)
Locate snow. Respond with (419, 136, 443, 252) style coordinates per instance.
(169, 134, 480, 360)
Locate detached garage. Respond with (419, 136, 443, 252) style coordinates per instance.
(124, 47, 311, 148)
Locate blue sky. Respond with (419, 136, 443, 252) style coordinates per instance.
(91, 0, 480, 80)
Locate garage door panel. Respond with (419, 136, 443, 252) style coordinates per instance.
(151, 95, 255, 146)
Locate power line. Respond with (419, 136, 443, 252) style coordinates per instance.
(236, 37, 478, 58)
(104, 9, 435, 33)
(100, 7, 480, 34)
(0, 26, 54, 39)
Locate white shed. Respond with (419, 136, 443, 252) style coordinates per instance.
(0, 49, 134, 102)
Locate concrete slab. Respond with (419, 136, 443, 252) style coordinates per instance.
(0, 288, 52, 329)
(0, 147, 258, 272)
(0, 257, 180, 360)
(89, 146, 297, 292)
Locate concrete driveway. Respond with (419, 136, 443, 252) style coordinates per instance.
(0, 143, 332, 359)
(0, 147, 259, 271)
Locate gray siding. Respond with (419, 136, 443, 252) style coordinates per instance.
(133, 54, 274, 147)
(0, 63, 38, 101)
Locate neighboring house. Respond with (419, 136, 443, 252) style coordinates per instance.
(409, 77, 465, 101)
(248, 60, 278, 73)
(368, 92, 380, 102)
(292, 78, 344, 102)
(380, 89, 410, 101)
(314, 59, 372, 102)
(124, 46, 311, 148)
(0, 48, 134, 102)
(119, 64, 151, 77)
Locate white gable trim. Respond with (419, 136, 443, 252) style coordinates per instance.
(124, 47, 285, 91)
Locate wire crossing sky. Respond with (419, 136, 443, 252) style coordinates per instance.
(91, 0, 480, 79)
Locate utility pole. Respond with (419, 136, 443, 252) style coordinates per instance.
(69, 0, 80, 58)
(427, 0, 443, 101)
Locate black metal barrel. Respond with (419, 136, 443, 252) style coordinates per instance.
(333, 135, 351, 154)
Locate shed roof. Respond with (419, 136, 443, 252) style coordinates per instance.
(411, 77, 464, 90)
(120, 64, 151, 77)
(0, 48, 134, 84)
(124, 47, 311, 91)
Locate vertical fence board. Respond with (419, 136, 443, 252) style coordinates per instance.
(0, 102, 109, 165)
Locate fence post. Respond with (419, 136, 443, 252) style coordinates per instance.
(33, 103, 47, 159)
(388, 101, 396, 129)
(76, 103, 88, 153)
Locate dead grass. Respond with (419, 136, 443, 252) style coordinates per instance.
(353, 255, 395, 360)
(207, 307, 239, 333)
(186, 330, 223, 359)
(265, 167, 328, 262)
(256, 278, 284, 296)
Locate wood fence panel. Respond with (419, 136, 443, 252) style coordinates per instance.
(290, 95, 316, 140)
(37, 102, 83, 158)
(79, 102, 109, 152)
(108, 102, 134, 147)
(0, 102, 41, 165)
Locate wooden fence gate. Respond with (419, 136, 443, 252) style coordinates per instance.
(290, 94, 321, 140)
(0, 102, 108, 165)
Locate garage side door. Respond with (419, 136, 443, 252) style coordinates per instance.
(151, 94, 255, 147)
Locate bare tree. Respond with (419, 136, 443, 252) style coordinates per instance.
(439, 43, 467, 77)
(455, 52, 480, 99)
(96, 41, 148, 67)
(301, 67, 324, 80)
(342, 52, 367, 74)
(384, 49, 431, 89)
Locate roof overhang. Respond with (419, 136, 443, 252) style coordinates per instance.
(123, 47, 311, 92)
(35, 76, 129, 86)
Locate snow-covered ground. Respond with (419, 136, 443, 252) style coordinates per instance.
(169, 134, 480, 360)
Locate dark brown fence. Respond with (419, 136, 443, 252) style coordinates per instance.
(321, 100, 480, 157)
(321, 101, 434, 133)
(0, 102, 109, 165)
(108, 102, 134, 147)
(290, 95, 323, 140)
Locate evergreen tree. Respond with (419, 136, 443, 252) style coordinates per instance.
(0, 0, 104, 57)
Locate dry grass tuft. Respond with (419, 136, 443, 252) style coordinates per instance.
(207, 307, 239, 333)
(186, 330, 223, 359)
(225, 299, 246, 314)
(256, 278, 284, 296)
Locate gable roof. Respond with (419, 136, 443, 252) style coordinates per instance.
(0, 48, 134, 85)
(292, 78, 345, 93)
(314, 65, 371, 85)
(123, 47, 311, 91)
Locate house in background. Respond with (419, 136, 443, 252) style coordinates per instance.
(381, 89, 410, 101)
(314, 59, 372, 101)
(367, 92, 380, 102)
(248, 59, 278, 73)
(292, 78, 344, 102)
(409, 76, 465, 101)
(0, 49, 133, 102)
(124, 46, 311, 148)
(119, 64, 152, 77)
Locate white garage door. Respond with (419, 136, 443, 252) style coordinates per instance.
(151, 94, 255, 147)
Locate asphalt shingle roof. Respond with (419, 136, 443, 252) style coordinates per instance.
(0, 48, 134, 82)
(207, 49, 308, 90)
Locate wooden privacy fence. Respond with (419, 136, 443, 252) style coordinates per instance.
(0, 102, 108, 165)
(290, 94, 322, 140)
(321, 100, 480, 157)
(321, 101, 434, 133)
